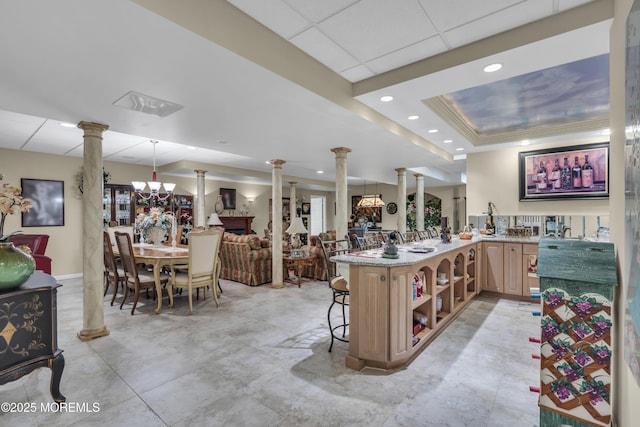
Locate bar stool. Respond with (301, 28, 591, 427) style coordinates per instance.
(319, 237, 351, 352)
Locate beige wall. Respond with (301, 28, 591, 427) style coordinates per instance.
(466, 138, 610, 218)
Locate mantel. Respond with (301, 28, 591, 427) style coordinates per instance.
(219, 216, 254, 235)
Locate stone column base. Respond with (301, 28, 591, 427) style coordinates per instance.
(77, 326, 110, 341)
(270, 281, 285, 289)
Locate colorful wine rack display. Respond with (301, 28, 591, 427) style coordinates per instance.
(536, 239, 617, 427)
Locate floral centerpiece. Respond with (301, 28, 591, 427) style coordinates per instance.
(0, 183, 32, 241)
(136, 207, 174, 244)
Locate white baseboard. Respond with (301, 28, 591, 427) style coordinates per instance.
(53, 273, 83, 281)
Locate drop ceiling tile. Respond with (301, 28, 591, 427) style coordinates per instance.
(559, 0, 599, 12)
(418, 0, 528, 32)
(365, 36, 449, 74)
(318, 0, 437, 62)
(226, 0, 309, 39)
(442, 1, 549, 48)
(284, 0, 358, 23)
(0, 110, 47, 150)
(340, 65, 376, 82)
(289, 27, 360, 72)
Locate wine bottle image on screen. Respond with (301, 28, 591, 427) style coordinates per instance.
(537, 161, 547, 191)
(572, 156, 582, 189)
(561, 157, 571, 190)
(582, 154, 594, 188)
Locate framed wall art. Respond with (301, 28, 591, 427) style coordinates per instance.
(519, 142, 609, 201)
(220, 188, 236, 210)
(21, 178, 65, 226)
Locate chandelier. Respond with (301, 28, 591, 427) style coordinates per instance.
(132, 140, 175, 202)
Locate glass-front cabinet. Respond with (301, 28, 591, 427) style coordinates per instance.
(103, 184, 134, 226)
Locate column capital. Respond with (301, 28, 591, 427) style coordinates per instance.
(270, 159, 286, 168)
(77, 121, 109, 137)
(414, 173, 424, 179)
(395, 168, 407, 174)
(288, 181, 298, 186)
(194, 169, 208, 175)
(331, 147, 352, 156)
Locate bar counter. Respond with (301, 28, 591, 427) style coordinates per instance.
(332, 237, 482, 370)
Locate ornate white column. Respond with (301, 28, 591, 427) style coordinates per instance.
(415, 173, 425, 231)
(396, 168, 407, 233)
(77, 121, 110, 341)
(270, 160, 286, 289)
(194, 169, 207, 227)
(289, 181, 297, 217)
(331, 147, 351, 245)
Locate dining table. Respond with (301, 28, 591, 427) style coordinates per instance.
(113, 242, 189, 314)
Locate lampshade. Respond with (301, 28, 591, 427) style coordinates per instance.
(356, 194, 385, 207)
(131, 141, 175, 195)
(207, 212, 223, 226)
(286, 216, 308, 234)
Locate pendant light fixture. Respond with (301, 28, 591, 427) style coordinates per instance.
(132, 140, 175, 202)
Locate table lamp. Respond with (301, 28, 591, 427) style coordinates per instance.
(207, 212, 223, 229)
(286, 216, 308, 257)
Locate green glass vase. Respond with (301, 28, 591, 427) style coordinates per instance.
(0, 242, 36, 291)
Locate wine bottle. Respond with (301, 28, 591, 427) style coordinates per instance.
(561, 157, 571, 190)
(572, 156, 582, 189)
(537, 161, 547, 191)
(582, 154, 594, 188)
(550, 159, 561, 190)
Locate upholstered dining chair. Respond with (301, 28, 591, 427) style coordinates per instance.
(168, 229, 223, 314)
(103, 231, 125, 306)
(114, 231, 169, 315)
(319, 237, 350, 352)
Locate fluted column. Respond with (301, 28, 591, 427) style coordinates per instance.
(331, 147, 351, 245)
(77, 121, 110, 341)
(415, 174, 425, 231)
(194, 169, 207, 227)
(289, 181, 297, 217)
(270, 160, 286, 289)
(396, 168, 407, 233)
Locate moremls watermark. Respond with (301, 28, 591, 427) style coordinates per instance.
(1, 401, 100, 413)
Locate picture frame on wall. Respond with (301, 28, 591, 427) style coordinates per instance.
(21, 178, 65, 226)
(519, 142, 609, 201)
(269, 197, 291, 222)
(220, 188, 236, 210)
(301, 202, 311, 215)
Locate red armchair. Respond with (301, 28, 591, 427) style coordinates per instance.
(10, 234, 52, 274)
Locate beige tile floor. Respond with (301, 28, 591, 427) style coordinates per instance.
(0, 277, 541, 426)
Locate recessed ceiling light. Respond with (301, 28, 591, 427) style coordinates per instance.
(265, 161, 271, 164)
(601, 128, 611, 136)
(443, 139, 452, 143)
(521, 140, 530, 146)
(59, 122, 75, 128)
(380, 95, 394, 102)
(187, 146, 196, 150)
(428, 129, 438, 133)
(453, 154, 467, 161)
(317, 170, 324, 174)
(456, 147, 464, 151)
(483, 63, 502, 73)
(408, 115, 419, 120)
